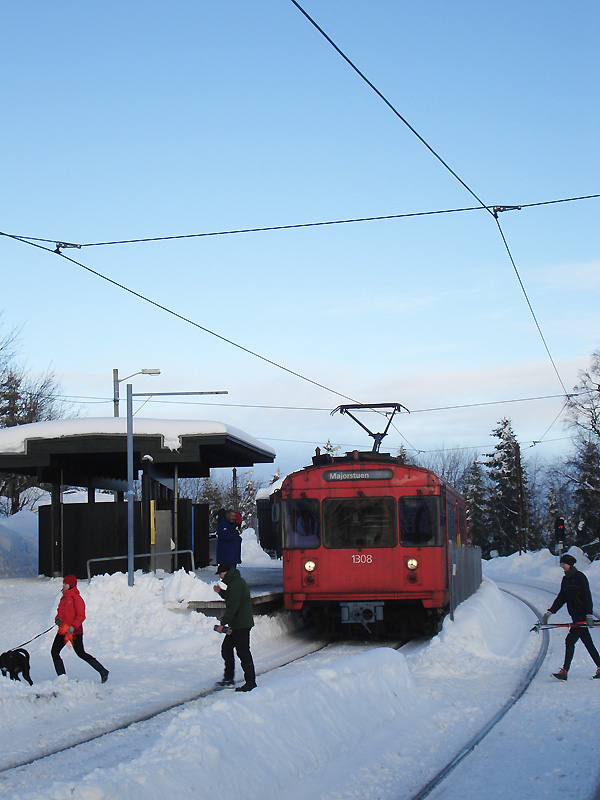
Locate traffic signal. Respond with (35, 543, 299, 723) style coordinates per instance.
(555, 517, 565, 536)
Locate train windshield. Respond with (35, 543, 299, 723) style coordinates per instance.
(322, 497, 397, 549)
(282, 498, 320, 549)
(398, 496, 441, 546)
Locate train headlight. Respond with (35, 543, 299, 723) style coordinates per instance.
(406, 558, 419, 571)
(303, 560, 316, 572)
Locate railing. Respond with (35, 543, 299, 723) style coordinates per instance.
(86, 549, 195, 580)
(449, 541, 482, 619)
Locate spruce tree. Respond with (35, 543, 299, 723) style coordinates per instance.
(568, 437, 600, 559)
(464, 457, 490, 553)
(485, 418, 530, 556)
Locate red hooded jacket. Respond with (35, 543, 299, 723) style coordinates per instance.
(56, 586, 86, 635)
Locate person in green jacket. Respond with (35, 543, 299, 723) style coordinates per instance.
(213, 564, 256, 692)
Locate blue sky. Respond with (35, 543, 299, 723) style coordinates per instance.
(1, 1, 598, 480)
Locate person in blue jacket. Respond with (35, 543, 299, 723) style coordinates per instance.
(216, 509, 242, 566)
(544, 553, 600, 681)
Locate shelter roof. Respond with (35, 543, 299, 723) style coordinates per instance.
(0, 418, 275, 489)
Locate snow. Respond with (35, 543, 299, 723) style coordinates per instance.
(0, 515, 599, 799)
(0, 417, 275, 457)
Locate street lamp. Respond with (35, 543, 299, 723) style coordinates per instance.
(113, 368, 160, 417)
(126, 384, 228, 586)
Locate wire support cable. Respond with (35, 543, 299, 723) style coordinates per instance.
(50, 389, 581, 415)
(2, 206, 485, 248)
(288, 0, 571, 397)
(288, 0, 492, 215)
(493, 216, 568, 395)
(0, 232, 360, 406)
(3, 194, 598, 250)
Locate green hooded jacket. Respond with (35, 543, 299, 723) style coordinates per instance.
(220, 567, 254, 630)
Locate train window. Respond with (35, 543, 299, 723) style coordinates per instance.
(447, 500, 457, 544)
(398, 497, 441, 546)
(457, 503, 466, 545)
(282, 498, 320, 549)
(322, 497, 396, 549)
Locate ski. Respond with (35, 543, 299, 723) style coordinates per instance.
(531, 620, 600, 633)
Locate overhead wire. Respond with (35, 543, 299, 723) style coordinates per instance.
(0, 232, 361, 405)
(2, 0, 595, 455)
(492, 216, 568, 394)
(7, 205, 485, 247)
(287, 0, 572, 398)
(4, 194, 597, 249)
(3, 209, 583, 455)
(287, 0, 491, 213)
(50, 389, 582, 414)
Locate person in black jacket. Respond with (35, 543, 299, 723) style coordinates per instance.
(543, 554, 600, 681)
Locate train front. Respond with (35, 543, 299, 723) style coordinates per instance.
(280, 454, 451, 636)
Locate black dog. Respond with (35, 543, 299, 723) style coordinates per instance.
(0, 648, 33, 685)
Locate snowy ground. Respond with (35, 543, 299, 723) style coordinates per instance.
(0, 512, 599, 800)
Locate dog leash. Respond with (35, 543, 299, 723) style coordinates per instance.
(11, 626, 54, 650)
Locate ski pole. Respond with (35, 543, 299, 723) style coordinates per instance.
(530, 620, 600, 633)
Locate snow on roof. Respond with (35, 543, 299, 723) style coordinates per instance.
(0, 417, 275, 456)
(256, 476, 284, 499)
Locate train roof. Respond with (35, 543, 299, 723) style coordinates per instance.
(278, 450, 465, 497)
(307, 450, 421, 469)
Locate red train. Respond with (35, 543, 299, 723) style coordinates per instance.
(271, 438, 481, 636)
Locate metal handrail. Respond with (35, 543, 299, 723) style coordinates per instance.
(86, 549, 195, 580)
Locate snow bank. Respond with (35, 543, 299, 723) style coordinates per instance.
(19, 648, 418, 800)
(0, 511, 38, 577)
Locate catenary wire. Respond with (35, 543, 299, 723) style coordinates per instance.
(0, 228, 581, 454)
(287, 0, 491, 214)
(0, 232, 362, 405)
(287, 0, 571, 396)
(8, 226, 570, 453)
(493, 216, 568, 394)
(5, 194, 597, 248)
(50, 390, 582, 414)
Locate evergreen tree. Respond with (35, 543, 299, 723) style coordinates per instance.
(396, 445, 412, 465)
(485, 418, 530, 556)
(525, 456, 550, 552)
(464, 457, 490, 553)
(567, 437, 600, 559)
(538, 459, 574, 547)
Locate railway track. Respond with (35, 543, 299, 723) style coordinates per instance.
(407, 584, 600, 800)
(0, 635, 334, 776)
(3, 583, 583, 800)
(0, 633, 409, 781)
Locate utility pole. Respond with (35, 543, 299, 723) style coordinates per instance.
(232, 467, 239, 511)
(113, 368, 160, 417)
(515, 442, 526, 554)
(126, 386, 228, 586)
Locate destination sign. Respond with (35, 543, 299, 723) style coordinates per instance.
(323, 469, 394, 482)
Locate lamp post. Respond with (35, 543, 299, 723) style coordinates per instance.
(126, 385, 228, 587)
(113, 368, 160, 417)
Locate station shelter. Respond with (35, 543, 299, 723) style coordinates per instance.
(0, 418, 275, 580)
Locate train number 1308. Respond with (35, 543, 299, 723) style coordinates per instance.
(351, 554, 373, 564)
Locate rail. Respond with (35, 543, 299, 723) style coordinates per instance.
(86, 549, 195, 580)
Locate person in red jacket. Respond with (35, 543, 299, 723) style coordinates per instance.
(51, 575, 109, 683)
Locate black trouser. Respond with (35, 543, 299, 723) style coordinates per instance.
(51, 632, 107, 677)
(564, 625, 600, 671)
(221, 628, 255, 686)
